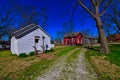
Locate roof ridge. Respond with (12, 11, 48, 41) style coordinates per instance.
(16, 25, 38, 37)
(12, 24, 51, 39)
(13, 24, 35, 34)
(64, 32, 81, 38)
(37, 25, 51, 37)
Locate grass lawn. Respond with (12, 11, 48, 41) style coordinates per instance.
(85, 43, 120, 80)
(0, 46, 77, 80)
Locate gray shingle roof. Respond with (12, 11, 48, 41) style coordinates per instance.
(64, 32, 80, 38)
(11, 24, 50, 39)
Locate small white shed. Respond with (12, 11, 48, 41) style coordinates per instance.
(11, 24, 54, 55)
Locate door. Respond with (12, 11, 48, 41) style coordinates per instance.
(35, 36, 40, 50)
(67, 40, 70, 45)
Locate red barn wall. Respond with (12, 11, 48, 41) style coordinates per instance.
(64, 33, 83, 45)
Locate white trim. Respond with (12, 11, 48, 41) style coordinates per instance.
(37, 25, 51, 38)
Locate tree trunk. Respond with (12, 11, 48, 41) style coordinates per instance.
(95, 17, 110, 54)
(107, 30, 110, 43)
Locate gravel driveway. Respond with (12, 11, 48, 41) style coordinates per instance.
(37, 48, 97, 80)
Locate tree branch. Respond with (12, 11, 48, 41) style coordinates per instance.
(100, 0, 112, 16)
(0, 12, 10, 24)
(99, 0, 104, 5)
(0, 26, 7, 30)
(78, 0, 95, 18)
(91, 0, 95, 5)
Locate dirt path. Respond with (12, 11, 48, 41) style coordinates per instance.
(37, 48, 97, 80)
(75, 49, 97, 80)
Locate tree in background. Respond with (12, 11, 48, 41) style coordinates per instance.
(63, 19, 75, 33)
(108, 0, 120, 31)
(14, 4, 48, 29)
(77, 0, 112, 54)
(0, 10, 16, 42)
(0, 0, 49, 43)
(0, 11, 10, 38)
(54, 31, 66, 45)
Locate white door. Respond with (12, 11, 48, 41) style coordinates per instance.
(35, 36, 40, 50)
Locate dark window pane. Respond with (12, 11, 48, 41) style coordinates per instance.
(35, 39, 39, 43)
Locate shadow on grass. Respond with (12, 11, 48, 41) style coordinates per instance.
(85, 47, 100, 52)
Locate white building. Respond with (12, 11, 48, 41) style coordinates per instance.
(11, 24, 54, 55)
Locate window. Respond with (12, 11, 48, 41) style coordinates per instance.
(35, 36, 40, 43)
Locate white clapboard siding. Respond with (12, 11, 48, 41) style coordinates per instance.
(11, 36, 18, 55)
(11, 28, 53, 55)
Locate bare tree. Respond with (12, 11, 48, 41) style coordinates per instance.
(103, 21, 113, 42)
(81, 29, 92, 37)
(77, 0, 112, 54)
(103, 18, 120, 35)
(56, 31, 65, 40)
(0, 11, 14, 41)
(54, 31, 65, 45)
(63, 19, 75, 33)
(109, 0, 120, 31)
(103, 0, 120, 35)
(15, 4, 48, 29)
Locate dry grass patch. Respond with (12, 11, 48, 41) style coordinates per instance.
(0, 50, 43, 79)
(85, 44, 120, 80)
(0, 56, 42, 79)
(0, 46, 76, 80)
(91, 56, 120, 79)
(37, 54, 56, 60)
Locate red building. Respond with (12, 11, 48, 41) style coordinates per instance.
(64, 32, 83, 45)
(115, 34, 120, 42)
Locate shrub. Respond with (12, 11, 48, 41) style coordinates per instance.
(29, 51, 35, 56)
(19, 53, 27, 57)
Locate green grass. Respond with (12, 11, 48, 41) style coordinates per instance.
(56, 46, 76, 57)
(19, 59, 53, 80)
(17, 46, 76, 80)
(67, 48, 81, 63)
(85, 43, 120, 80)
(0, 46, 78, 80)
(86, 44, 120, 66)
(0, 50, 12, 57)
(105, 44, 120, 66)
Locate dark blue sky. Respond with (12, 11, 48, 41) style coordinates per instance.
(0, 0, 99, 40)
